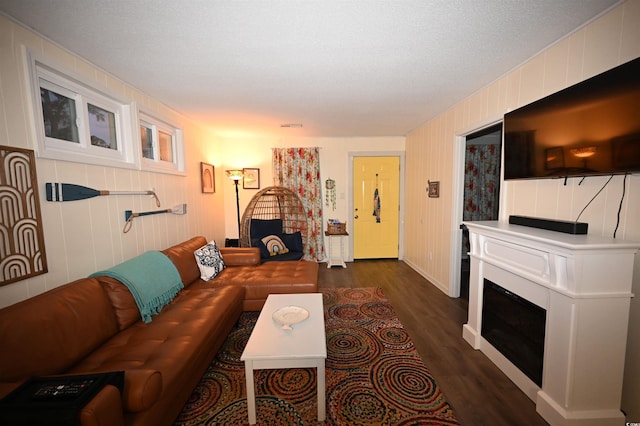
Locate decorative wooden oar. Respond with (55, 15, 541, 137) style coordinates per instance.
(46, 183, 160, 207)
(123, 204, 187, 233)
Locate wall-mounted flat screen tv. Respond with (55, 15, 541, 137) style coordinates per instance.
(503, 57, 640, 180)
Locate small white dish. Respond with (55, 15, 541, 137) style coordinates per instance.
(272, 305, 309, 330)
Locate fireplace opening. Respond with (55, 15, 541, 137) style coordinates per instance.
(481, 279, 546, 386)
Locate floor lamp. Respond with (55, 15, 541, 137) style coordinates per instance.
(226, 170, 243, 243)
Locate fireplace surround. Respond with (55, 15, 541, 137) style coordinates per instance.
(463, 221, 639, 426)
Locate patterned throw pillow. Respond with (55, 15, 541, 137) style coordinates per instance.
(194, 240, 226, 281)
(261, 235, 289, 256)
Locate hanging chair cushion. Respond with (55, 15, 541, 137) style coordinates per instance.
(249, 218, 305, 261)
(252, 232, 304, 261)
(282, 232, 303, 252)
(250, 219, 284, 240)
(260, 249, 304, 262)
(251, 238, 271, 259)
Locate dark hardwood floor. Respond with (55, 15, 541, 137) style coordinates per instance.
(319, 259, 549, 426)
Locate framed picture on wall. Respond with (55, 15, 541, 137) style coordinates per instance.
(428, 181, 440, 198)
(243, 168, 260, 189)
(201, 162, 215, 193)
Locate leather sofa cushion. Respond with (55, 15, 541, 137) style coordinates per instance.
(210, 260, 318, 288)
(161, 236, 208, 287)
(69, 285, 244, 413)
(0, 278, 119, 382)
(219, 247, 261, 265)
(95, 276, 141, 330)
(193, 260, 319, 310)
(162, 237, 261, 287)
(96, 244, 262, 331)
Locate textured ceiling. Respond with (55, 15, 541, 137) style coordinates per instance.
(0, 0, 619, 138)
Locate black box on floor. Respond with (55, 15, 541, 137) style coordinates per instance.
(225, 238, 239, 247)
(0, 371, 124, 426)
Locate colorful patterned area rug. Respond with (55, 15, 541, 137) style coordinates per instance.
(174, 287, 459, 425)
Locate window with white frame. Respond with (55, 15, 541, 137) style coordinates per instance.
(139, 112, 185, 174)
(30, 56, 136, 168)
(28, 51, 184, 175)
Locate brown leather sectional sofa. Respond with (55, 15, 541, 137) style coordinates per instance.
(0, 236, 318, 426)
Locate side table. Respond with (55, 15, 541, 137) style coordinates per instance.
(325, 231, 348, 268)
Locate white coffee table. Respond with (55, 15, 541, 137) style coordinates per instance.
(240, 293, 326, 425)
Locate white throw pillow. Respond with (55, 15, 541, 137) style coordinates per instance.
(194, 240, 226, 281)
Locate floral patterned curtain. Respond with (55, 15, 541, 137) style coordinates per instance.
(462, 143, 500, 260)
(463, 143, 500, 221)
(272, 147, 325, 261)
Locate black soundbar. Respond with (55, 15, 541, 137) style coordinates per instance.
(508, 215, 588, 235)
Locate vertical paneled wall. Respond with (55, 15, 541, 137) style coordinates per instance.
(219, 136, 405, 244)
(0, 15, 226, 308)
(404, 0, 640, 417)
(405, 0, 640, 293)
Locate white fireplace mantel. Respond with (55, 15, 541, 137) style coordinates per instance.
(462, 221, 639, 426)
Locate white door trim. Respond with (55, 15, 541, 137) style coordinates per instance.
(449, 119, 504, 298)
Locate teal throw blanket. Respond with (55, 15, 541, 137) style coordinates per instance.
(91, 251, 183, 323)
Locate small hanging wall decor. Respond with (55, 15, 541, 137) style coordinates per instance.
(123, 204, 187, 233)
(325, 178, 336, 211)
(373, 173, 381, 223)
(428, 180, 440, 198)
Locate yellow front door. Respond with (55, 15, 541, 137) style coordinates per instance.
(353, 156, 400, 259)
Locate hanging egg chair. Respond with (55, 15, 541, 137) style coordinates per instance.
(239, 186, 309, 252)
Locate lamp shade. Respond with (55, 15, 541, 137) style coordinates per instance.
(226, 169, 243, 181)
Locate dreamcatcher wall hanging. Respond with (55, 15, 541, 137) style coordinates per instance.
(325, 178, 336, 211)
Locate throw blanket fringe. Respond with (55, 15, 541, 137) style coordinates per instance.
(91, 251, 183, 323)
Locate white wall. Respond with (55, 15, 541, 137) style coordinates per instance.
(220, 135, 405, 257)
(0, 15, 228, 308)
(404, 0, 640, 418)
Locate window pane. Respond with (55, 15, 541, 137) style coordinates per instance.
(88, 104, 117, 150)
(140, 125, 154, 159)
(40, 87, 79, 143)
(158, 130, 173, 162)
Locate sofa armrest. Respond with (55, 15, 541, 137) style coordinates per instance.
(220, 247, 261, 266)
(79, 384, 124, 426)
(122, 369, 162, 413)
